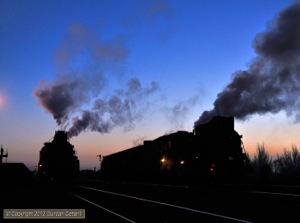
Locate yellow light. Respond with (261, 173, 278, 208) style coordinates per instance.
(161, 157, 166, 163)
(180, 160, 185, 165)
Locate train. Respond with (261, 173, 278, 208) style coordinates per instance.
(100, 116, 252, 184)
(38, 131, 80, 182)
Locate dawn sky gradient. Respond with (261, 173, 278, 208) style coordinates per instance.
(0, 0, 298, 170)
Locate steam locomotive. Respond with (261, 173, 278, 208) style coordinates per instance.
(101, 116, 252, 183)
(38, 131, 80, 182)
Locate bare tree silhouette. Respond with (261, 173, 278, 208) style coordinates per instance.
(274, 145, 300, 177)
(251, 144, 273, 184)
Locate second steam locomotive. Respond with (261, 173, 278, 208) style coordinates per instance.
(101, 116, 252, 183)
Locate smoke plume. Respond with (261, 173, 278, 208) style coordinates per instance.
(67, 78, 159, 138)
(195, 2, 300, 126)
(34, 23, 159, 138)
(164, 95, 200, 130)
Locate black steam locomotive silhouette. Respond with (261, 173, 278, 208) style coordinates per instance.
(101, 116, 252, 183)
(38, 131, 80, 182)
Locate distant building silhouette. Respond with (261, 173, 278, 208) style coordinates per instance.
(0, 163, 33, 183)
(0, 145, 33, 184)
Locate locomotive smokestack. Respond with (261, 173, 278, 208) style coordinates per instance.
(195, 2, 300, 126)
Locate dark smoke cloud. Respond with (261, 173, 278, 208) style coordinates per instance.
(34, 23, 159, 137)
(195, 2, 300, 126)
(68, 78, 159, 138)
(35, 80, 82, 125)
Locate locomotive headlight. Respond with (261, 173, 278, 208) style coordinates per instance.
(210, 163, 216, 171)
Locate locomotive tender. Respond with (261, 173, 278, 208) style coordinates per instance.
(38, 131, 80, 182)
(101, 116, 251, 183)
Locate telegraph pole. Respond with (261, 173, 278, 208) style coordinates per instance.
(97, 154, 102, 171)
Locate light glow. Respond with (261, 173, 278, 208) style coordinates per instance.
(0, 95, 4, 107)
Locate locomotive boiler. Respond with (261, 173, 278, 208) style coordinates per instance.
(38, 131, 80, 182)
(101, 116, 252, 183)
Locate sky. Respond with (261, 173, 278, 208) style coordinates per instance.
(0, 0, 299, 170)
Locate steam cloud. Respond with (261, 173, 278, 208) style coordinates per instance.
(34, 23, 159, 138)
(67, 78, 159, 137)
(195, 2, 300, 126)
(164, 95, 200, 130)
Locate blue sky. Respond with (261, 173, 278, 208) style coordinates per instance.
(0, 0, 297, 170)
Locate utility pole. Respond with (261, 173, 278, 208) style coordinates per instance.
(97, 154, 102, 171)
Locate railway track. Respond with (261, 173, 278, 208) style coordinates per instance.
(2, 180, 300, 222)
(69, 184, 252, 223)
(64, 180, 300, 222)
